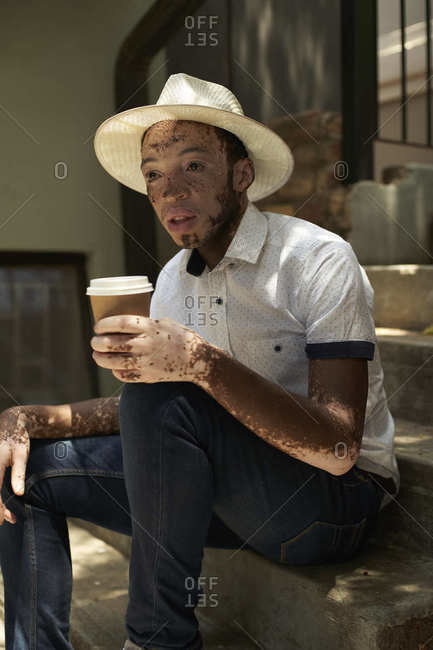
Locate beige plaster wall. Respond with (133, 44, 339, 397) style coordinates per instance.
(0, 0, 164, 397)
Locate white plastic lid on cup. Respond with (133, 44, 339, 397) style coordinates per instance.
(86, 276, 153, 296)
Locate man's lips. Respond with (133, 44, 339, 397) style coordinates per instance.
(165, 208, 198, 232)
(166, 208, 197, 223)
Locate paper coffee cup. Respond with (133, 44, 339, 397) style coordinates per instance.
(86, 276, 154, 323)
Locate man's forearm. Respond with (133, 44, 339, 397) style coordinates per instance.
(193, 343, 354, 476)
(16, 396, 121, 439)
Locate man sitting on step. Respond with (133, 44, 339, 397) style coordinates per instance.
(0, 73, 399, 650)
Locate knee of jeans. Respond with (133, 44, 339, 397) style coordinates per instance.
(19, 471, 62, 512)
(2, 440, 74, 512)
(120, 381, 165, 409)
(119, 380, 202, 422)
(120, 382, 166, 422)
(1, 466, 35, 516)
(120, 380, 194, 400)
(19, 457, 60, 508)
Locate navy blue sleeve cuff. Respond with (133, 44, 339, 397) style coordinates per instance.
(305, 340, 375, 360)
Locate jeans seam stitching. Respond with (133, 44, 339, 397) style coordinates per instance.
(151, 399, 172, 635)
(350, 523, 359, 549)
(332, 526, 337, 547)
(352, 518, 365, 550)
(25, 469, 124, 493)
(25, 503, 38, 649)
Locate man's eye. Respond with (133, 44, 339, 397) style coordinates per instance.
(145, 171, 158, 182)
(187, 161, 204, 171)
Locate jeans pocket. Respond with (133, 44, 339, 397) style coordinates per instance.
(280, 517, 369, 566)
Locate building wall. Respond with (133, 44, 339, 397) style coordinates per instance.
(0, 0, 156, 397)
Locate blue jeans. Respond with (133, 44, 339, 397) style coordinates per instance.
(0, 380, 383, 649)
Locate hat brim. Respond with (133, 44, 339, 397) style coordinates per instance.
(93, 105, 294, 202)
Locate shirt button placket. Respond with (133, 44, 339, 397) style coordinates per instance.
(209, 271, 229, 353)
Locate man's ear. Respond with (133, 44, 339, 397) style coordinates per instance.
(232, 158, 255, 193)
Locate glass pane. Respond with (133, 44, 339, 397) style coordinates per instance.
(377, 0, 403, 140)
(377, 0, 432, 144)
(406, 0, 430, 144)
(0, 259, 94, 408)
(0, 281, 13, 315)
(15, 284, 48, 357)
(19, 364, 44, 389)
(0, 320, 14, 388)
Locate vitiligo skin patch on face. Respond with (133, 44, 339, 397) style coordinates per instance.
(141, 120, 250, 270)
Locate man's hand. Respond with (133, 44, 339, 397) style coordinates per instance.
(91, 315, 210, 384)
(0, 407, 31, 525)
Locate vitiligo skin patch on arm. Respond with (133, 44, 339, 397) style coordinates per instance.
(3, 396, 121, 440)
(192, 341, 360, 476)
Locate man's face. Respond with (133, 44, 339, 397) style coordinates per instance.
(140, 120, 244, 248)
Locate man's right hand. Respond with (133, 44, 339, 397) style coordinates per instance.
(0, 407, 31, 525)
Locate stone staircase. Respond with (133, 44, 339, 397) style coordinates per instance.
(1, 267, 432, 649)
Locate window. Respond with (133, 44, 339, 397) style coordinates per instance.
(0, 253, 98, 413)
(377, 0, 433, 145)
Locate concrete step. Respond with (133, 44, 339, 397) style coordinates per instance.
(74, 519, 433, 649)
(370, 418, 433, 554)
(198, 538, 433, 649)
(376, 328, 433, 426)
(364, 265, 433, 331)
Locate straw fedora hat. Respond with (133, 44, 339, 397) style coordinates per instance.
(94, 72, 294, 202)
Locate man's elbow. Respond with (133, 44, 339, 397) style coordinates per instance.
(331, 440, 360, 476)
(332, 458, 356, 476)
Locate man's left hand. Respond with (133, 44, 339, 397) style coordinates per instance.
(90, 315, 208, 383)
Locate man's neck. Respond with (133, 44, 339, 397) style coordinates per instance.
(197, 199, 248, 271)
